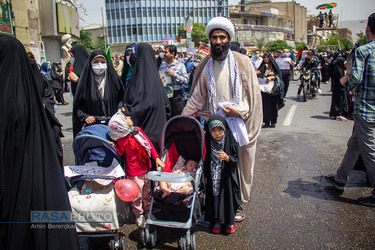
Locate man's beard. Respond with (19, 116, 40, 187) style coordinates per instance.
(210, 41, 230, 61)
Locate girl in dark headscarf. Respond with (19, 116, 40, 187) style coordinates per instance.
(257, 52, 283, 128)
(204, 115, 241, 234)
(329, 54, 348, 120)
(121, 43, 135, 88)
(50, 62, 66, 104)
(73, 49, 125, 138)
(68, 44, 89, 97)
(0, 35, 79, 250)
(123, 43, 171, 152)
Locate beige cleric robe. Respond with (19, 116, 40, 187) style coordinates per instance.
(182, 51, 263, 203)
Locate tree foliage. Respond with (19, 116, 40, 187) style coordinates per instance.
(266, 39, 292, 52)
(72, 30, 94, 52)
(191, 22, 208, 47)
(72, 30, 108, 53)
(339, 38, 353, 52)
(356, 31, 368, 46)
(321, 34, 340, 47)
(253, 37, 267, 51)
(178, 25, 185, 37)
(295, 42, 307, 51)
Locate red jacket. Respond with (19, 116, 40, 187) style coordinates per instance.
(114, 128, 159, 177)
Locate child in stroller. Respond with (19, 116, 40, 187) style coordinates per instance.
(159, 159, 198, 198)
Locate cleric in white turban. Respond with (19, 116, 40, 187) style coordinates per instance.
(206, 16, 235, 40)
(182, 16, 263, 223)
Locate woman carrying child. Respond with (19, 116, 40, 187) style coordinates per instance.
(204, 115, 241, 234)
(108, 109, 165, 228)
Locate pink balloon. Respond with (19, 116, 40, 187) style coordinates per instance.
(115, 179, 139, 202)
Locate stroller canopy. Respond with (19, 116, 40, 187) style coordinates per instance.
(160, 115, 204, 164)
(73, 124, 121, 166)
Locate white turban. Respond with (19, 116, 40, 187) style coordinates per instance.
(206, 17, 235, 39)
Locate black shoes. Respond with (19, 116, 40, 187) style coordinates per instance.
(357, 196, 375, 207)
(325, 175, 345, 190)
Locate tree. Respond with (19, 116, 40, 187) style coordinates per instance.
(93, 36, 106, 51)
(356, 31, 368, 46)
(340, 38, 353, 52)
(178, 25, 185, 37)
(191, 22, 208, 47)
(295, 42, 307, 51)
(253, 37, 267, 51)
(72, 30, 94, 52)
(266, 39, 292, 52)
(321, 34, 340, 47)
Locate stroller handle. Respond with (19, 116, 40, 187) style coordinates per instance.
(147, 171, 194, 183)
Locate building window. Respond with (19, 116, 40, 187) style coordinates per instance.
(127, 28, 131, 36)
(133, 27, 137, 35)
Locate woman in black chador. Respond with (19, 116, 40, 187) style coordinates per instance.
(50, 62, 66, 104)
(204, 115, 241, 234)
(68, 44, 89, 97)
(0, 35, 79, 250)
(257, 52, 283, 128)
(73, 49, 125, 138)
(123, 43, 170, 152)
(329, 53, 348, 120)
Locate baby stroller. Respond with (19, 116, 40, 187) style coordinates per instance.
(64, 124, 126, 250)
(143, 115, 205, 249)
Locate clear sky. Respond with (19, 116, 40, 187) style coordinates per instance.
(78, 0, 373, 26)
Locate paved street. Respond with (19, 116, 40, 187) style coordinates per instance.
(58, 79, 375, 249)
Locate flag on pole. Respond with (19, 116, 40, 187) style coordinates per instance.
(106, 46, 113, 66)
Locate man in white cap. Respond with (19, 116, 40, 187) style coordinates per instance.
(182, 17, 262, 224)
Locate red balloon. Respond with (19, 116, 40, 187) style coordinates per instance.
(115, 179, 139, 202)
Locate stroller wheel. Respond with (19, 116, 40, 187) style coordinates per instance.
(119, 235, 126, 250)
(110, 239, 116, 250)
(190, 234, 196, 250)
(140, 229, 147, 248)
(180, 235, 187, 250)
(149, 229, 157, 248)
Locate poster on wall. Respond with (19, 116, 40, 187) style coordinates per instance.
(0, 1, 13, 36)
(56, 2, 79, 37)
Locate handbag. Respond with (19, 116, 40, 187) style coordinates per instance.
(270, 75, 283, 96)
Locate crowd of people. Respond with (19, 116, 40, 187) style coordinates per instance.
(1, 13, 375, 249)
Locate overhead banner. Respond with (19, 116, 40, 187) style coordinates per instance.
(0, 1, 13, 36)
(56, 2, 79, 37)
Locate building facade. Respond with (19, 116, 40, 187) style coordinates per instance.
(236, 0, 307, 44)
(7, 0, 80, 64)
(230, 5, 294, 45)
(105, 0, 229, 44)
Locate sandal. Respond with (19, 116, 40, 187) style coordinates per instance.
(336, 116, 348, 121)
(235, 209, 245, 222)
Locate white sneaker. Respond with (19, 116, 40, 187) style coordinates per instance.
(136, 215, 146, 228)
(295, 94, 300, 99)
(317, 88, 322, 93)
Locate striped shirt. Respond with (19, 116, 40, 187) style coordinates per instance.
(159, 60, 188, 91)
(349, 40, 375, 122)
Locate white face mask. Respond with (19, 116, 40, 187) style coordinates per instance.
(255, 54, 260, 58)
(159, 52, 164, 59)
(126, 56, 131, 66)
(92, 63, 107, 76)
(70, 57, 75, 65)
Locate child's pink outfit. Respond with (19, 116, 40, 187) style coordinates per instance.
(108, 111, 159, 217)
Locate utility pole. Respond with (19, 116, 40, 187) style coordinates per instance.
(101, 7, 107, 49)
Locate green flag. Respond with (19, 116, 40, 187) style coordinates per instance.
(106, 46, 113, 65)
